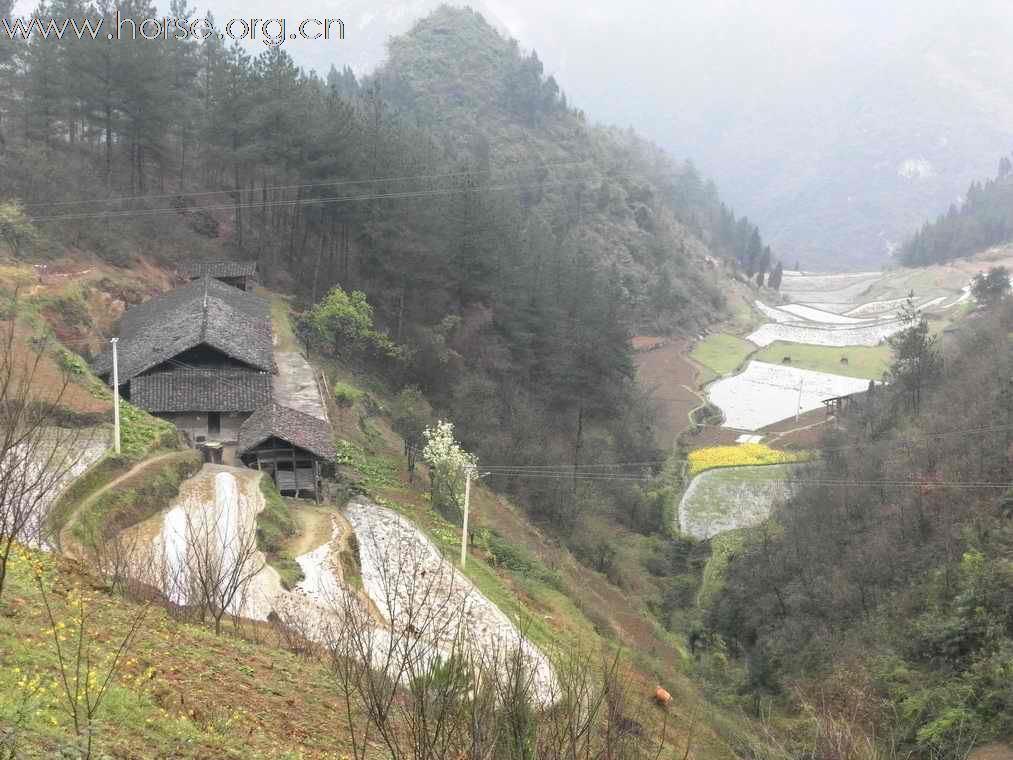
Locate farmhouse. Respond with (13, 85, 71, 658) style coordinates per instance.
(95, 270, 337, 499)
(183, 260, 258, 291)
(93, 274, 273, 447)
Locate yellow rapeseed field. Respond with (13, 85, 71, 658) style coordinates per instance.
(687, 443, 811, 476)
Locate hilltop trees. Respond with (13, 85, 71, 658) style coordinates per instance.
(971, 265, 1011, 307)
(768, 261, 784, 290)
(900, 153, 1013, 266)
(886, 298, 941, 414)
(0, 0, 13, 152)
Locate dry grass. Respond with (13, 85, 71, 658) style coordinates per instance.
(8, 328, 110, 416)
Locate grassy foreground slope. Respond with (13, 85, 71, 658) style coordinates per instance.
(0, 550, 363, 759)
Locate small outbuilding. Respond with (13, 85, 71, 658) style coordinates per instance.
(237, 403, 336, 501)
(183, 260, 258, 291)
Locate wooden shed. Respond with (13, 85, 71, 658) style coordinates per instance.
(183, 260, 258, 291)
(237, 403, 336, 501)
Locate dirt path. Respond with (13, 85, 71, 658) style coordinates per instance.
(273, 351, 328, 421)
(268, 295, 329, 421)
(284, 503, 387, 626)
(288, 503, 334, 558)
(59, 451, 186, 560)
(268, 293, 300, 353)
(634, 337, 703, 448)
(970, 745, 1013, 760)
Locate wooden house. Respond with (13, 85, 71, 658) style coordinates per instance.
(183, 260, 258, 291)
(237, 404, 337, 500)
(93, 276, 274, 451)
(96, 275, 336, 496)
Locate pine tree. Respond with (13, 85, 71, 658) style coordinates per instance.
(0, 0, 13, 152)
(769, 262, 784, 290)
(887, 297, 942, 415)
(758, 245, 772, 277)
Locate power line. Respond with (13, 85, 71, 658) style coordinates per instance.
(22, 158, 594, 210)
(484, 470, 1010, 490)
(27, 174, 589, 223)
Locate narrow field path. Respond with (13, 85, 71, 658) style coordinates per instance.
(633, 337, 702, 448)
(282, 503, 387, 627)
(59, 450, 186, 560)
(288, 503, 334, 558)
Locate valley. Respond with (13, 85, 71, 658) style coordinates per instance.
(665, 249, 1013, 544)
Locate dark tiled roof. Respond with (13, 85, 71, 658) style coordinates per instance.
(131, 368, 272, 413)
(237, 403, 336, 460)
(183, 260, 258, 279)
(93, 277, 272, 381)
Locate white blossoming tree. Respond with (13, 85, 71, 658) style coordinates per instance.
(421, 420, 477, 521)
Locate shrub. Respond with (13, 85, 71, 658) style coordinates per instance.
(477, 529, 564, 591)
(119, 402, 179, 457)
(391, 386, 433, 443)
(256, 476, 305, 589)
(301, 287, 404, 363)
(332, 382, 364, 408)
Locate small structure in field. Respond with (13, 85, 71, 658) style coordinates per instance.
(821, 387, 872, 418)
(183, 260, 258, 291)
(237, 403, 336, 501)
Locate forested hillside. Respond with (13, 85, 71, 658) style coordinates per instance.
(0, 3, 780, 590)
(700, 297, 1013, 756)
(901, 154, 1013, 266)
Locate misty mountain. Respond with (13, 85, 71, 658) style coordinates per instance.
(271, 1, 1013, 271)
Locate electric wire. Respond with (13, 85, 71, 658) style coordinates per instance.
(27, 176, 586, 223)
(23, 158, 595, 210)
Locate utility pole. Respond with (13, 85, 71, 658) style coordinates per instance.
(111, 337, 121, 454)
(795, 377, 804, 423)
(460, 464, 474, 569)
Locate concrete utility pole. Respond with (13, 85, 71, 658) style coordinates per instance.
(460, 465, 474, 568)
(795, 377, 805, 423)
(111, 337, 121, 454)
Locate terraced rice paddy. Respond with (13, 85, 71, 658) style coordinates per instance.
(746, 320, 905, 348)
(707, 360, 870, 430)
(690, 333, 755, 377)
(777, 303, 874, 324)
(678, 463, 803, 540)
